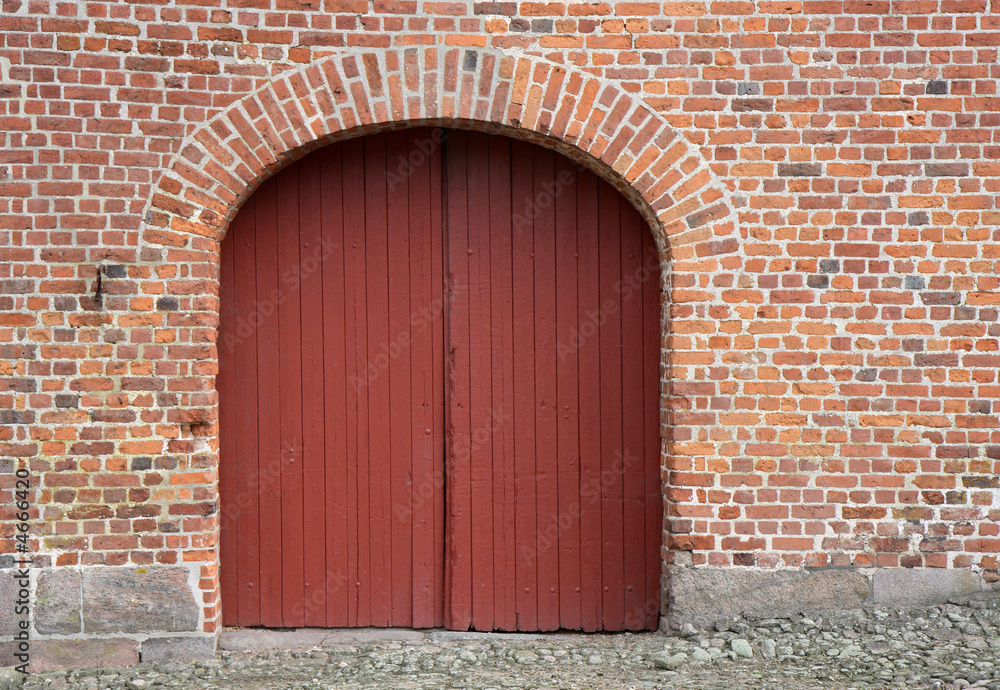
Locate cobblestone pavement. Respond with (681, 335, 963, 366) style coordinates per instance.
(8, 596, 1000, 690)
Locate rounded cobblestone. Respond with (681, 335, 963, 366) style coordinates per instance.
(15, 597, 1000, 690)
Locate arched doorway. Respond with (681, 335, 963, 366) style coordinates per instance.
(217, 128, 662, 632)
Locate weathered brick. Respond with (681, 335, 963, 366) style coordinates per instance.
(778, 162, 823, 177)
(925, 162, 968, 177)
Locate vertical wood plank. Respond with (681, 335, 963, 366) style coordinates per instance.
(254, 177, 283, 627)
(466, 130, 495, 631)
(575, 171, 603, 633)
(386, 130, 414, 627)
(276, 165, 305, 627)
(409, 128, 440, 628)
(408, 129, 431, 628)
(218, 214, 238, 626)
(444, 130, 473, 630)
(341, 137, 367, 626)
(298, 151, 327, 627)
(488, 135, 517, 631)
(619, 197, 646, 630)
(429, 130, 447, 628)
(597, 181, 625, 630)
(532, 146, 560, 632)
(233, 200, 262, 627)
(510, 138, 538, 631)
(554, 153, 582, 631)
(320, 144, 350, 627)
(642, 228, 662, 631)
(365, 134, 392, 626)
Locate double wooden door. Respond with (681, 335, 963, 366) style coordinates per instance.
(218, 128, 662, 632)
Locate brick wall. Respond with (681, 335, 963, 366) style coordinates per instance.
(1, 0, 999, 651)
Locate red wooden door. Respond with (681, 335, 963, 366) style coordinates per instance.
(219, 129, 446, 628)
(219, 128, 661, 631)
(443, 132, 661, 632)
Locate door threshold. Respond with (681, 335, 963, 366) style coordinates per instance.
(219, 627, 633, 652)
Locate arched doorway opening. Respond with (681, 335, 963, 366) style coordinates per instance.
(217, 127, 662, 632)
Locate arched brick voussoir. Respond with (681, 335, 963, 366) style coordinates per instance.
(142, 45, 737, 252)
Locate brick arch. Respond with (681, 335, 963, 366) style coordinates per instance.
(141, 44, 742, 436)
(140, 45, 740, 632)
(144, 45, 734, 259)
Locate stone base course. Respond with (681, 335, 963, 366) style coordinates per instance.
(3, 565, 1000, 672)
(666, 566, 1000, 630)
(23, 566, 200, 638)
(872, 568, 988, 609)
(0, 635, 215, 673)
(34, 571, 81, 635)
(80, 567, 199, 635)
(0, 638, 138, 674)
(139, 636, 216, 664)
(666, 566, 871, 630)
(0, 574, 15, 638)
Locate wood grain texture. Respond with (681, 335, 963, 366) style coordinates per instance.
(219, 129, 446, 629)
(219, 128, 660, 632)
(444, 131, 661, 632)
